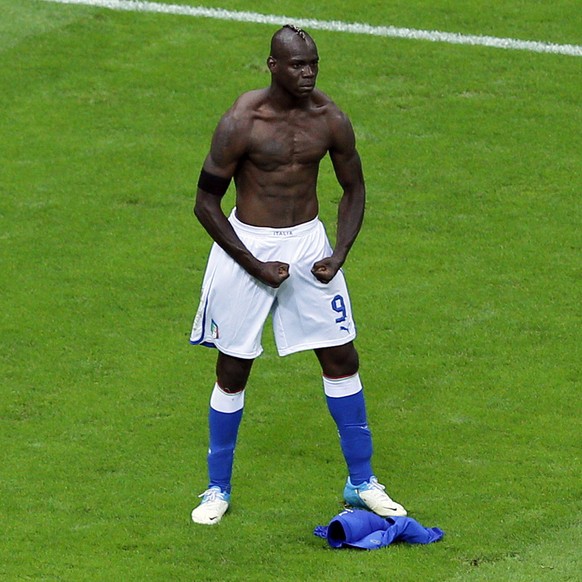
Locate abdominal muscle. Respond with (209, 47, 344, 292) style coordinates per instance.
(233, 161, 321, 228)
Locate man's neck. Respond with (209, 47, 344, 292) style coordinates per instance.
(267, 84, 312, 112)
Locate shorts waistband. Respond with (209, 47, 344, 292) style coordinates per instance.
(229, 208, 320, 237)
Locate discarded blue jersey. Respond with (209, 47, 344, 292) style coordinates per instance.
(314, 509, 444, 550)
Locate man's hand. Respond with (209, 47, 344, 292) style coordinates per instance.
(311, 257, 342, 284)
(255, 261, 290, 288)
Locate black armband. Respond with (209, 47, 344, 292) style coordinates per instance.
(198, 168, 231, 196)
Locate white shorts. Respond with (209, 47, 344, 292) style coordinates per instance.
(190, 210, 357, 358)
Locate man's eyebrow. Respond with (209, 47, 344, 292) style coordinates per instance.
(289, 57, 319, 63)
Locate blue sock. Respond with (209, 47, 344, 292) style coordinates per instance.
(207, 384, 244, 494)
(323, 374, 373, 485)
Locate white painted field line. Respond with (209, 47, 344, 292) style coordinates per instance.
(43, 0, 582, 57)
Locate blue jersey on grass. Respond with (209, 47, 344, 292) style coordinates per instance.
(314, 508, 444, 549)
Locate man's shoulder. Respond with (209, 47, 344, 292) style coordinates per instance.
(312, 88, 334, 107)
(230, 88, 270, 114)
(215, 89, 269, 134)
(311, 90, 351, 132)
(312, 90, 346, 119)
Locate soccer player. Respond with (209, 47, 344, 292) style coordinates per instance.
(190, 25, 407, 524)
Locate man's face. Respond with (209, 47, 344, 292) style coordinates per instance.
(269, 36, 319, 98)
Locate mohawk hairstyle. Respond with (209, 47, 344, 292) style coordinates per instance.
(283, 24, 307, 40)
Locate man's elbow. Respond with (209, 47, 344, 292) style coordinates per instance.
(194, 191, 217, 225)
(193, 195, 206, 223)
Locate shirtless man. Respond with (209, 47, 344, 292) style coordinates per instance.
(190, 25, 407, 525)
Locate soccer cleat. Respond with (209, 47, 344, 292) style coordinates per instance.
(191, 486, 230, 525)
(343, 476, 407, 517)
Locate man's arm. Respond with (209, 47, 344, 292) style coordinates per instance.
(311, 110, 365, 284)
(194, 108, 290, 288)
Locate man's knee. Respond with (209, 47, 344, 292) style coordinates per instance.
(216, 352, 254, 392)
(315, 342, 359, 378)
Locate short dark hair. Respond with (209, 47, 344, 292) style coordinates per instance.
(282, 24, 307, 40)
(270, 25, 314, 59)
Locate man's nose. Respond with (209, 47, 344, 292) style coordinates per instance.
(302, 65, 315, 77)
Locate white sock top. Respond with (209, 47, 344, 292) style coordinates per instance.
(322, 373, 363, 398)
(210, 383, 245, 413)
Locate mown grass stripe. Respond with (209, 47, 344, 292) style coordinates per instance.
(43, 0, 582, 57)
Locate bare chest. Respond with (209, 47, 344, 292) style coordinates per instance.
(247, 115, 330, 169)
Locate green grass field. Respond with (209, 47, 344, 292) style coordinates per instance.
(1, 1, 581, 580)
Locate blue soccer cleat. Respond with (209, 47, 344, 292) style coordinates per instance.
(191, 486, 230, 525)
(343, 476, 407, 517)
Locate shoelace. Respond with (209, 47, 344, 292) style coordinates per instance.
(367, 478, 386, 492)
(199, 488, 224, 502)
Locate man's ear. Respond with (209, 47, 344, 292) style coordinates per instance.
(267, 56, 276, 72)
